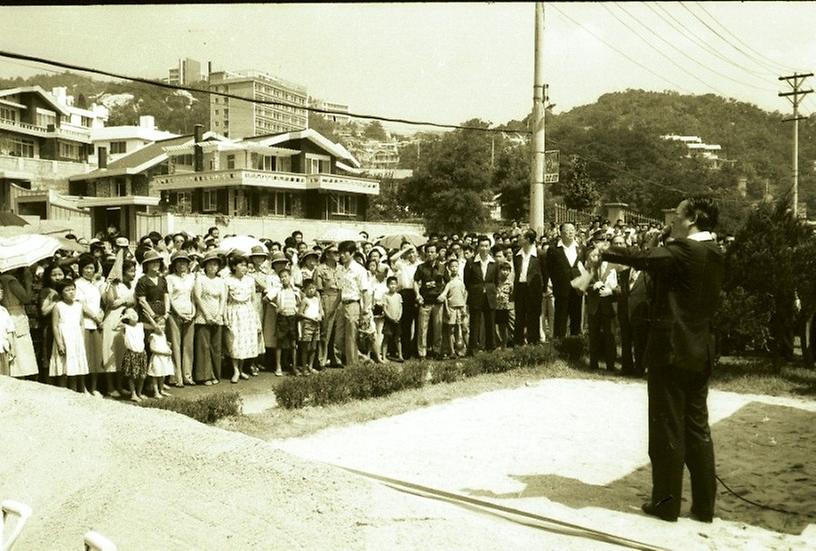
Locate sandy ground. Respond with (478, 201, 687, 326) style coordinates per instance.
(273, 378, 816, 551)
(0, 377, 629, 550)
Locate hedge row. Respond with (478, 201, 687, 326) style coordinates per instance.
(139, 391, 243, 424)
(275, 343, 559, 410)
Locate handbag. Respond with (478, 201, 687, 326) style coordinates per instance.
(570, 261, 592, 294)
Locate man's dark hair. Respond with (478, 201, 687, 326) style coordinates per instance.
(148, 231, 162, 246)
(522, 229, 537, 243)
(338, 240, 357, 254)
(477, 234, 491, 246)
(207, 226, 218, 236)
(425, 242, 437, 253)
(292, 230, 303, 238)
(682, 196, 719, 232)
(302, 278, 315, 288)
(386, 276, 398, 285)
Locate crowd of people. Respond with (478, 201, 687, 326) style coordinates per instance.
(0, 217, 735, 401)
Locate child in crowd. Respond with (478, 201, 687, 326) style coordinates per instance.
(437, 258, 468, 357)
(495, 261, 514, 349)
(274, 268, 300, 376)
(297, 278, 323, 375)
(0, 284, 15, 376)
(370, 264, 389, 362)
(49, 279, 89, 392)
(147, 317, 174, 398)
(382, 276, 404, 362)
(119, 308, 148, 402)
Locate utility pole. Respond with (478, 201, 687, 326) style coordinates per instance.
(490, 135, 495, 170)
(530, 1, 546, 234)
(779, 72, 813, 218)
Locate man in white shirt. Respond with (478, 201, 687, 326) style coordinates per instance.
(392, 243, 421, 358)
(545, 223, 584, 339)
(333, 240, 370, 367)
(513, 229, 546, 345)
(464, 235, 499, 352)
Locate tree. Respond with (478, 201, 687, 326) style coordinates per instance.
(493, 142, 530, 222)
(366, 176, 415, 221)
(562, 156, 600, 212)
(308, 111, 341, 142)
(363, 120, 388, 141)
(401, 119, 493, 233)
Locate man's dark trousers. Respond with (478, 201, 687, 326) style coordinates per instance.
(514, 282, 541, 345)
(647, 364, 716, 520)
(552, 288, 582, 339)
(400, 289, 418, 358)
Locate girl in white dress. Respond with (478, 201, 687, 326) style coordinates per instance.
(147, 317, 174, 398)
(49, 279, 90, 392)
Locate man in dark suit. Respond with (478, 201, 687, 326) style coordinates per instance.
(513, 229, 547, 345)
(546, 223, 584, 339)
(464, 235, 499, 352)
(616, 264, 651, 377)
(602, 196, 725, 523)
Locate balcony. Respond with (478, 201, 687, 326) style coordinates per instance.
(0, 117, 92, 143)
(152, 169, 379, 195)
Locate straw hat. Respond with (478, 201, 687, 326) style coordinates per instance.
(170, 250, 190, 265)
(201, 250, 224, 267)
(249, 245, 269, 258)
(141, 249, 163, 266)
(300, 250, 320, 263)
(115, 237, 129, 248)
(270, 251, 288, 265)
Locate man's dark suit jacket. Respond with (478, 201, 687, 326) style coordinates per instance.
(464, 256, 499, 310)
(602, 237, 724, 372)
(546, 241, 583, 296)
(617, 268, 650, 321)
(512, 248, 547, 303)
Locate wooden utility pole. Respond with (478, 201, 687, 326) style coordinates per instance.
(530, 1, 546, 234)
(779, 72, 813, 217)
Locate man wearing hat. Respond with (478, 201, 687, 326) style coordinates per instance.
(314, 245, 342, 367)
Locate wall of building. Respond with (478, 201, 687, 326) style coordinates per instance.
(135, 211, 424, 242)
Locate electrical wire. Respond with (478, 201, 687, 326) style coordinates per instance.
(679, 3, 792, 76)
(693, 2, 797, 73)
(549, 4, 691, 93)
(715, 474, 807, 517)
(615, 3, 775, 93)
(0, 49, 525, 135)
(602, 4, 728, 98)
(645, 2, 774, 83)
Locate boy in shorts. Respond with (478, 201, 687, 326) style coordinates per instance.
(274, 268, 300, 375)
(437, 258, 468, 357)
(298, 278, 323, 374)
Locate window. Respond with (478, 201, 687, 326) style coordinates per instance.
(175, 154, 194, 166)
(263, 155, 276, 171)
(110, 141, 127, 154)
(227, 154, 235, 169)
(307, 158, 320, 174)
(276, 156, 291, 172)
(36, 110, 57, 128)
(115, 177, 127, 196)
(1, 136, 34, 157)
(59, 141, 81, 160)
(175, 191, 192, 213)
(269, 191, 293, 216)
(0, 106, 17, 121)
(202, 189, 217, 212)
(329, 194, 358, 216)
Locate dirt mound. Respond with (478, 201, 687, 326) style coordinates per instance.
(0, 377, 372, 550)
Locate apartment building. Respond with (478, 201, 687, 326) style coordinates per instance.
(166, 58, 202, 86)
(90, 115, 178, 165)
(662, 134, 735, 170)
(209, 70, 308, 139)
(309, 97, 350, 124)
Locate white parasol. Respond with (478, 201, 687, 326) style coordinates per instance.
(0, 234, 66, 273)
(218, 235, 268, 256)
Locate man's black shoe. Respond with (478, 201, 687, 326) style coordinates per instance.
(641, 502, 677, 522)
(689, 508, 713, 523)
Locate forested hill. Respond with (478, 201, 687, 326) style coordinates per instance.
(547, 89, 816, 191)
(0, 71, 209, 135)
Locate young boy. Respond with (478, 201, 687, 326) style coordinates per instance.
(382, 276, 404, 362)
(298, 278, 323, 374)
(437, 258, 468, 357)
(274, 268, 300, 376)
(495, 261, 514, 349)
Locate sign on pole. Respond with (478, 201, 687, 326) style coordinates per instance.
(544, 150, 559, 183)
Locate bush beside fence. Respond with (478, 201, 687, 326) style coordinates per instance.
(139, 392, 243, 423)
(276, 344, 556, 410)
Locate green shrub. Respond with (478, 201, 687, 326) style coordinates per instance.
(431, 360, 464, 384)
(556, 335, 586, 362)
(310, 369, 352, 406)
(399, 361, 428, 389)
(140, 391, 242, 423)
(275, 377, 311, 409)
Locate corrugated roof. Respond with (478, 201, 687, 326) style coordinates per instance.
(70, 134, 193, 181)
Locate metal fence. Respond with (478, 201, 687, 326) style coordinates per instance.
(552, 203, 597, 227)
(622, 209, 662, 227)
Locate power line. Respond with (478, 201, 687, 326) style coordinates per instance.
(693, 2, 796, 73)
(615, 3, 774, 93)
(0, 49, 526, 135)
(647, 2, 773, 82)
(549, 4, 690, 93)
(601, 4, 729, 97)
(679, 3, 790, 75)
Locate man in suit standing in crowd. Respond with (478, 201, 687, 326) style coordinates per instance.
(513, 229, 547, 345)
(465, 235, 499, 352)
(602, 196, 724, 523)
(611, 234, 649, 377)
(546, 223, 583, 339)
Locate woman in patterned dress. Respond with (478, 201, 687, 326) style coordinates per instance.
(224, 255, 260, 383)
(38, 263, 66, 383)
(101, 258, 137, 398)
(0, 266, 38, 379)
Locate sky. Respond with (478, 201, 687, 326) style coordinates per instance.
(1, 2, 815, 133)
